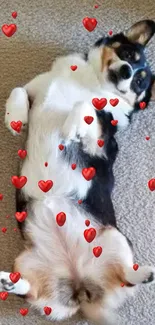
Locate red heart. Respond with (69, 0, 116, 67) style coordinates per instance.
(108, 30, 113, 36)
(20, 308, 29, 316)
(1, 227, 7, 233)
(11, 176, 27, 189)
(45, 162, 48, 167)
(0, 193, 3, 200)
(0, 292, 9, 300)
(120, 283, 125, 287)
(44, 306, 52, 315)
(92, 98, 107, 110)
(94, 4, 99, 8)
(71, 163, 77, 170)
(148, 178, 155, 191)
(84, 116, 94, 125)
(2, 24, 17, 37)
(10, 120, 22, 133)
(139, 101, 146, 110)
(82, 17, 98, 32)
(93, 246, 102, 257)
(85, 219, 90, 227)
(84, 228, 96, 243)
(133, 264, 139, 271)
(58, 144, 64, 151)
(15, 211, 27, 222)
(18, 149, 27, 159)
(82, 167, 96, 181)
(56, 212, 66, 227)
(10, 272, 21, 283)
(70, 65, 77, 71)
(109, 98, 119, 107)
(78, 199, 82, 204)
(97, 139, 104, 147)
(111, 120, 118, 126)
(145, 136, 150, 140)
(12, 11, 17, 19)
(38, 180, 53, 193)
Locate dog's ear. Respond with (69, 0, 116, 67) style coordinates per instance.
(151, 76, 155, 101)
(125, 20, 155, 46)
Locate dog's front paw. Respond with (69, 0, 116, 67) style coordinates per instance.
(0, 271, 15, 292)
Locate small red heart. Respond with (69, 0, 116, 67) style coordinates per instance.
(108, 30, 113, 36)
(93, 246, 102, 257)
(139, 101, 146, 110)
(71, 163, 77, 170)
(45, 162, 48, 167)
(10, 272, 21, 283)
(11, 176, 27, 189)
(14, 228, 18, 231)
(97, 139, 104, 148)
(70, 65, 77, 71)
(44, 306, 52, 315)
(78, 199, 82, 204)
(1, 227, 7, 233)
(12, 11, 17, 19)
(145, 136, 150, 141)
(0, 193, 3, 200)
(85, 219, 90, 227)
(18, 149, 27, 159)
(111, 120, 118, 126)
(6, 215, 10, 219)
(20, 308, 29, 316)
(58, 144, 64, 151)
(15, 211, 27, 222)
(82, 17, 98, 32)
(84, 116, 94, 125)
(0, 292, 9, 300)
(120, 283, 125, 287)
(82, 167, 96, 181)
(133, 264, 139, 271)
(94, 4, 99, 8)
(56, 212, 66, 227)
(38, 180, 53, 193)
(10, 120, 22, 133)
(109, 98, 119, 107)
(2, 24, 17, 37)
(84, 228, 96, 243)
(148, 178, 155, 191)
(92, 98, 107, 110)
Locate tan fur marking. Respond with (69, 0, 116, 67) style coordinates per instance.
(141, 70, 146, 78)
(103, 263, 134, 291)
(101, 46, 119, 72)
(112, 42, 121, 48)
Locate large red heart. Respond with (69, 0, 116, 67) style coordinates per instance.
(0, 292, 9, 300)
(2, 24, 17, 37)
(11, 176, 27, 189)
(20, 308, 29, 316)
(82, 167, 96, 181)
(15, 211, 27, 222)
(10, 120, 22, 133)
(10, 272, 21, 283)
(82, 17, 97, 32)
(148, 178, 155, 191)
(93, 246, 102, 257)
(44, 306, 52, 315)
(84, 116, 94, 125)
(18, 149, 27, 159)
(70, 65, 77, 71)
(84, 228, 96, 243)
(56, 212, 66, 227)
(109, 98, 119, 107)
(38, 180, 53, 192)
(92, 98, 107, 110)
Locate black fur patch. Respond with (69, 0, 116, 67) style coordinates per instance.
(16, 189, 27, 239)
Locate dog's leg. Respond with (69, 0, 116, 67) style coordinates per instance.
(124, 265, 155, 285)
(0, 271, 30, 295)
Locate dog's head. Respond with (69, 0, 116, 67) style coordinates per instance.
(91, 20, 155, 108)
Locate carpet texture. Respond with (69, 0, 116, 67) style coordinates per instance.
(0, 0, 155, 324)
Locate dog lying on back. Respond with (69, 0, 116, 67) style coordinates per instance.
(0, 20, 155, 324)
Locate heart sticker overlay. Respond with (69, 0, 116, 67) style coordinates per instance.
(10, 120, 22, 133)
(111, 120, 118, 126)
(15, 211, 27, 222)
(18, 149, 27, 159)
(78, 199, 82, 204)
(10, 272, 21, 283)
(38, 180, 53, 192)
(44, 306, 52, 315)
(0, 193, 3, 200)
(108, 30, 113, 36)
(12, 11, 17, 19)
(85, 219, 90, 227)
(92, 98, 107, 110)
(45, 162, 48, 167)
(84, 228, 96, 243)
(58, 144, 64, 151)
(56, 212, 66, 227)
(11, 176, 27, 189)
(84, 116, 94, 125)
(139, 101, 146, 110)
(20, 308, 29, 316)
(82, 167, 96, 181)
(0, 292, 9, 300)
(97, 139, 104, 148)
(120, 282, 125, 287)
(94, 4, 99, 8)
(145, 136, 150, 140)
(82, 17, 97, 32)
(148, 178, 155, 191)
(70, 65, 77, 71)
(109, 98, 119, 107)
(71, 163, 77, 170)
(1, 227, 7, 233)
(2, 24, 17, 37)
(93, 246, 102, 257)
(133, 264, 139, 271)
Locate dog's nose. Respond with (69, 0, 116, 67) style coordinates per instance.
(119, 64, 132, 79)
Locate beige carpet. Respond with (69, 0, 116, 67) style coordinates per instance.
(0, 0, 155, 324)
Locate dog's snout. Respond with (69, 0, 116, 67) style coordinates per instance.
(119, 64, 132, 80)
